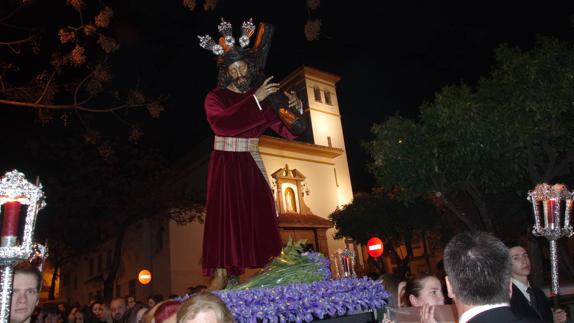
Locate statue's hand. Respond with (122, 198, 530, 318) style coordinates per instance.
(254, 76, 279, 102)
(285, 90, 303, 114)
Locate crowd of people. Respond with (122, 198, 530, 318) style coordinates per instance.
(8, 231, 571, 323)
(9, 267, 235, 323)
(380, 231, 568, 323)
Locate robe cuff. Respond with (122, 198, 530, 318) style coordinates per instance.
(253, 95, 263, 111)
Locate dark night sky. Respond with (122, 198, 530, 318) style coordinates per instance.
(2, 0, 574, 192)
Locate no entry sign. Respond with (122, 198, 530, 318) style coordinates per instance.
(367, 237, 384, 258)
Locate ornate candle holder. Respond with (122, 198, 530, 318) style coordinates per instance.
(527, 183, 573, 304)
(0, 170, 45, 323)
(331, 248, 356, 278)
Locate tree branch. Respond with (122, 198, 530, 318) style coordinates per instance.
(74, 69, 95, 106)
(0, 5, 23, 24)
(466, 182, 493, 232)
(0, 98, 146, 112)
(0, 35, 35, 53)
(440, 194, 478, 230)
(34, 71, 56, 104)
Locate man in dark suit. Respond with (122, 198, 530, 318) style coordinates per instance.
(507, 242, 567, 323)
(443, 231, 545, 323)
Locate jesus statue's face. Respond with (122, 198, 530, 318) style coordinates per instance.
(227, 60, 252, 92)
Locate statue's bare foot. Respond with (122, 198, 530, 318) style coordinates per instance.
(207, 275, 227, 291)
(208, 268, 228, 291)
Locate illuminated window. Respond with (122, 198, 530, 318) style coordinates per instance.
(324, 91, 332, 105)
(313, 87, 322, 102)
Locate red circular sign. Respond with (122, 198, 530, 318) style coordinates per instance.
(138, 269, 152, 285)
(367, 237, 384, 258)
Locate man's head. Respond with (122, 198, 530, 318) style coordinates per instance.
(443, 231, 512, 306)
(127, 296, 136, 309)
(506, 241, 531, 280)
(11, 266, 42, 323)
(110, 297, 127, 321)
(147, 295, 164, 309)
(216, 47, 257, 91)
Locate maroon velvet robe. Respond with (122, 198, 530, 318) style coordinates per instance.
(202, 87, 295, 276)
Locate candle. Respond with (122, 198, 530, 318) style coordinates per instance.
(543, 200, 556, 229)
(341, 255, 349, 277)
(555, 199, 562, 229)
(531, 198, 542, 229)
(331, 255, 339, 278)
(345, 256, 353, 277)
(2, 201, 21, 237)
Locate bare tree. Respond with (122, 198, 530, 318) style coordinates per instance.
(0, 0, 164, 150)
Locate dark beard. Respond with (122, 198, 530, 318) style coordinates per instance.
(233, 75, 252, 93)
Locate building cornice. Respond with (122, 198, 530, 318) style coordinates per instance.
(281, 66, 341, 86)
(259, 136, 343, 159)
(278, 212, 333, 229)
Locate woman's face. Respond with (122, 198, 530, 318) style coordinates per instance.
(409, 276, 445, 307)
(92, 304, 105, 320)
(147, 299, 156, 309)
(185, 310, 218, 323)
(68, 307, 79, 323)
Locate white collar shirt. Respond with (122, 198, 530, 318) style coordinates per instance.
(458, 303, 509, 323)
(511, 277, 531, 302)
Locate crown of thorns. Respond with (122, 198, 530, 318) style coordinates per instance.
(198, 18, 256, 56)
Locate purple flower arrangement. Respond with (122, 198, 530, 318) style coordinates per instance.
(214, 277, 390, 323)
(303, 252, 331, 281)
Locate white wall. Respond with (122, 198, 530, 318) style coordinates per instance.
(169, 220, 208, 294)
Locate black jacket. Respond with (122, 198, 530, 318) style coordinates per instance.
(510, 283, 553, 322)
(469, 306, 545, 323)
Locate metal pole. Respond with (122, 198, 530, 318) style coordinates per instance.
(0, 266, 14, 323)
(549, 240, 560, 309)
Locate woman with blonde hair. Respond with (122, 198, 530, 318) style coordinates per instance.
(176, 292, 234, 323)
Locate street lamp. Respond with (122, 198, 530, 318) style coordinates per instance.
(0, 170, 45, 323)
(527, 183, 573, 307)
